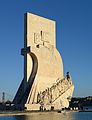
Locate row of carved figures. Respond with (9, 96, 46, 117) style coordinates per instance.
(37, 75, 72, 105)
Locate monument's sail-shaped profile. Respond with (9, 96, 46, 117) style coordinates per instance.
(13, 13, 74, 110)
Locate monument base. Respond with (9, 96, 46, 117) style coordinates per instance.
(25, 80, 74, 111)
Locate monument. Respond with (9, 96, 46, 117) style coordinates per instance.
(13, 13, 74, 110)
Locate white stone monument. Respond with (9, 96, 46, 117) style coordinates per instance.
(13, 13, 74, 111)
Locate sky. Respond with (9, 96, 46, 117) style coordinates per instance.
(0, 0, 92, 101)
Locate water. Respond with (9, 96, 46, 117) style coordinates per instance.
(0, 112, 92, 120)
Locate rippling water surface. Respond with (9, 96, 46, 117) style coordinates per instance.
(0, 112, 92, 120)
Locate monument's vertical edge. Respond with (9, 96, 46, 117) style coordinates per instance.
(24, 13, 27, 89)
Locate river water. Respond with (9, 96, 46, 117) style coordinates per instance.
(0, 112, 92, 120)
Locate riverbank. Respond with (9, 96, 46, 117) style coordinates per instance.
(0, 111, 42, 116)
(0, 110, 78, 116)
(0, 110, 92, 116)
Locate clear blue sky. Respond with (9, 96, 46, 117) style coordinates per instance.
(0, 0, 92, 100)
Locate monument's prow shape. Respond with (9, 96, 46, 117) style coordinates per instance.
(13, 13, 74, 110)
